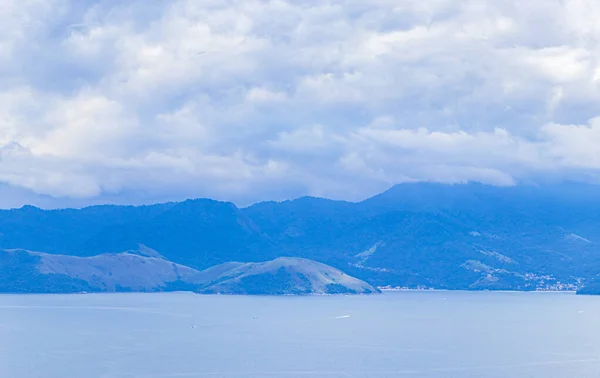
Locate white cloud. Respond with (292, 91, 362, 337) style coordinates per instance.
(541, 117, 600, 169)
(246, 87, 287, 103)
(2, 0, 600, 207)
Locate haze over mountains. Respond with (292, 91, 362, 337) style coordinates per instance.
(3, 182, 600, 293)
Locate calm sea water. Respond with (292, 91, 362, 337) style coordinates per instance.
(1, 291, 600, 377)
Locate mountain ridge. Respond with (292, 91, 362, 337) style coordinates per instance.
(2, 182, 600, 292)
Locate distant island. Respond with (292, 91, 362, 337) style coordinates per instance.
(0, 249, 378, 295)
(2, 182, 600, 294)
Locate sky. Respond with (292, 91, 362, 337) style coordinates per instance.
(2, 0, 600, 208)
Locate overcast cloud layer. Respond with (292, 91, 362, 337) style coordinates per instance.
(2, 0, 600, 208)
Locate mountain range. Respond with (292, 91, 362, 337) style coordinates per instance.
(2, 182, 600, 293)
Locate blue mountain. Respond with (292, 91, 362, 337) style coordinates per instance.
(2, 182, 600, 292)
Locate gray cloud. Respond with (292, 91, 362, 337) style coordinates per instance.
(2, 0, 600, 207)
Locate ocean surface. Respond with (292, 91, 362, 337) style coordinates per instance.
(1, 291, 600, 377)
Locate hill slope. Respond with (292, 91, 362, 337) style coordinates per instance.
(0, 249, 376, 295)
(199, 257, 379, 295)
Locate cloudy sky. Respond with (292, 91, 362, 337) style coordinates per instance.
(2, 0, 600, 208)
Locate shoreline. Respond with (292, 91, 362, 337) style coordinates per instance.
(378, 287, 577, 294)
(0, 289, 580, 296)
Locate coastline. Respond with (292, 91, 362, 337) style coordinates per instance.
(378, 287, 577, 294)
